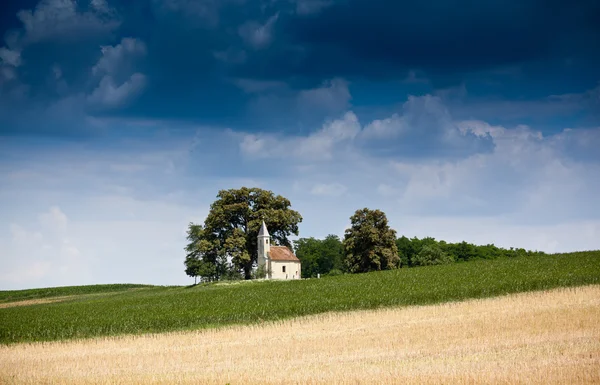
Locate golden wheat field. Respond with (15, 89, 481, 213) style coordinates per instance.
(1, 285, 599, 385)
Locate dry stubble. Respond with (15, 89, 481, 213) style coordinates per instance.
(1, 285, 599, 384)
(0, 298, 69, 309)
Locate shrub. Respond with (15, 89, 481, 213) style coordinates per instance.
(413, 245, 455, 266)
(325, 269, 343, 277)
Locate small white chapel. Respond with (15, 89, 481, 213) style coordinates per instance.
(257, 221, 301, 280)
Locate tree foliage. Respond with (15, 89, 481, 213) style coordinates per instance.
(184, 187, 302, 280)
(251, 264, 271, 279)
(342, 208, 399, 273)
(294, 235, 343, 278)
(396, 236, 545, 268)
(184, 223, 223, 282)
(412, 244, 454, 266)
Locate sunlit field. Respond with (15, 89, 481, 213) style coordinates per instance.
(1, 251, 599, 345)
(1, 285, 598, 384)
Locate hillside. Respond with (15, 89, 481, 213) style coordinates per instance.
(0, 284, 156, 304)
(3, 285, 598, 384)
(1, 251, 599, 344)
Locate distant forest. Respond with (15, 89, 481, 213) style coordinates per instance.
(294, 234, 545, 279)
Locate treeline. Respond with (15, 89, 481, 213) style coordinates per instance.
(184, 187, 546, 283)
(295, 235, 546, 278)
(397, 237, 545, 267)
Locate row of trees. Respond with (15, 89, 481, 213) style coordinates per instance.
(294, 233, 545, 278)
(396, 236, 544, 268)
(184, 187, 545, 282)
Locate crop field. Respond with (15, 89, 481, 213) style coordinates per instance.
(0, 284, 155, 304)
(0, 251, 599, 345)
(1, 285, 598, 384)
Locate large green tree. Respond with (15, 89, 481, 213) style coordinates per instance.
(184, 223, 223, 283)
(342, 208, 399, 273)
(185, 187, 302, 280)
(321, 234, 344, 273)
(294, 234, 343, 278)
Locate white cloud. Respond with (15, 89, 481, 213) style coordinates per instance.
(361, 113, 404, 139)
(377, 184, 400, 197)
(295, 0, 333, 15)
(0, 0, 122, 107)
(550, 126, 600, 160)
(0, 48, 21, 67)
(401, 94, 455, 136)
(92, 38, 147, 76)
(389, 124, 600, 222)
(0, 48, 22, 89)
(392, 159, 472, 203)
(297, 78, 351, 114)
(248, 77, 352, 119)
(88, 38, 148, 109)
(444, 84, 600, 122)
(239, 111, 360, 160)
(311, 183, 347, 197)
(239, 95, 600, 229)
(318, 111, 361, 141)
(0, 131, 215, 289)
(0, 207, 88, 288)
(11, 0, 120, 47)
(88, 73, 147, 109)
(548, 83, 600, 107)
(242, 93, 480, 161)
(238, 13, 279, 49)
(457, 120, 506, 138)
(0, 200, 205, 290)
(39, 206, 68, 232)
(90, 0, 112, 14)
(0, 66, 17, 87)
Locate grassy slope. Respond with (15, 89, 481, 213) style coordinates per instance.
(1, 251, 599, 344)
(0, 284, 156, 303)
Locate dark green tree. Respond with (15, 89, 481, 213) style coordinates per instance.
(396, 236, 419, 267)
(293, 237, 321, 278)
(294, 235, 343, 278)
(412, 244, 454, 266)
(184, 223, 223, 282)
(343, 208, 399, 273)
(186, 187, 302, 279)
(184, 254, 202, 284)
(444, 241, 476, 262)
(321, 234, 344, 273)
(396, 235, 547, 268)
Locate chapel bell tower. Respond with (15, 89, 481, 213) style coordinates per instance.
(257, 221, 270, 272)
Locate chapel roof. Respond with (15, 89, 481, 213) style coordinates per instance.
(268, 246, 300, 262)
(258, 221, 269, 237)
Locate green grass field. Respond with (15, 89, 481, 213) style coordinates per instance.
(0, 284, 155, 304)
(1, 251, 599, 345)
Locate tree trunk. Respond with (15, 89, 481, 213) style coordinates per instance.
(244, 262, 252, 280)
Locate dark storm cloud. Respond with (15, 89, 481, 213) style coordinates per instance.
(234, 0, 600, 85)
(1, 0, 598, 136)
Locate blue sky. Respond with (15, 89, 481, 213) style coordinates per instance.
(1, 0, 599, 289)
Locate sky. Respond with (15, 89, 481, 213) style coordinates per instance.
(0, 0, 599, 290)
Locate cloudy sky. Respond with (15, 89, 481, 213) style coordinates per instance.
(1, 0, 599, 290)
